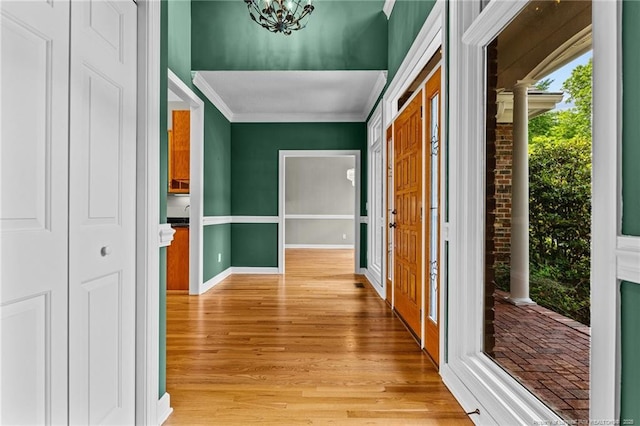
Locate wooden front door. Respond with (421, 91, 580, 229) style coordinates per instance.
(393, 92, 423, 336)
(424, 68, 442, 365)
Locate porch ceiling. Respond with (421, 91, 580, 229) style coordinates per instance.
(192, 70, 387, 123)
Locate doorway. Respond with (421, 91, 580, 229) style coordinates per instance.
(385, 58, 443, 365)
(166, 70, 205, 295)
(278, 151, 361, 274)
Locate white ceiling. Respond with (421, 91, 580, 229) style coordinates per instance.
(192, 70, 387, 123)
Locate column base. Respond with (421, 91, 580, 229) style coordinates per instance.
(505, 295, 536, 306)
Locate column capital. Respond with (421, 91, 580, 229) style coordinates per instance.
(512, 79, 536, 91)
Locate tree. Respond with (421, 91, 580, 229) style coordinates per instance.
(525, 56, 592, 325)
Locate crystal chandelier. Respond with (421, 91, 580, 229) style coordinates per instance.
(244, 0, 315, 35)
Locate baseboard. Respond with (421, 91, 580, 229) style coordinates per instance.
(231, 267, 280, 274)
(198, 267, 232, 294)
(285, 244, 355, 249)
(360, 268, 385, 299)
(157, 392, 173, 425)
(440, 365, 487, 425)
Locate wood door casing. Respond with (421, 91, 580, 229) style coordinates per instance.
(424, 67, 442, 365)
(393, 92, 423, 337)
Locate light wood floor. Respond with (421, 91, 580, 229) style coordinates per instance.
(165, 249, 471, 425)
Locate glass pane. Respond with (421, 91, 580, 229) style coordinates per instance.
(429, 93, 439, 322)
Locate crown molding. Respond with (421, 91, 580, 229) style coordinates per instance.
(232, 112, 365, 123)
(192, 71, 234, 122)
(383, 0, 396, 19)
(364, 71, 388, 120)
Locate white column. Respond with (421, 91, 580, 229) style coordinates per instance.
(508, 82, 534, 305)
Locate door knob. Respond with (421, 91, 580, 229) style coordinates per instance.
(391, 209, 397, 215)
(100, 246, 112, 257)
(389, 222, 397, 228)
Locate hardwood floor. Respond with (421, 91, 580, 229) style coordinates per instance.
(165, 249, 471, 425)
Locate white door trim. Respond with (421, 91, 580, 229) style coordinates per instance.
(278, 150, 361, 274)
(591, 1, 622, 420)
(167, 69, 205, 296)
(367, 104, 384, 293)
(135, 1, 161, 424)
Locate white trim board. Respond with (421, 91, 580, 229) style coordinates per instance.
(285, 214, 354, 220)
(617, 236, 640, 283)
(168, 69, 206, 298)
(198, 267, 281, 295)
(192, 72, 234, 122)
(157, 393, 173, 425)
(231, 267, 280, 274)
(279, 150, 362, 275)
(383, 0, 443, 124)
(136, 1, 161, 423)
(199, 268, 232, 295)
(285, 244, 355, 249)
(202, 216, 279, 226)
(158, 224, 175, 247)
(383, 0, 396, 19)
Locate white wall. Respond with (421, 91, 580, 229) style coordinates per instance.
(285, 157, 355, 246)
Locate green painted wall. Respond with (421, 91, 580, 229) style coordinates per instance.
(159, 0, 169, 399)
(231, 224, 279, 267)
(230, 122, 368, 268)
(168, 0, 192, 87)
(231, 122, 367, 215)
(621, 281, 640, 424)
(622, 1, 640, 236)
(201, 93, 231, 216)
(387, 0, 436, 83)
(204, 224, 232, 281)
(191, 0, 387, 71)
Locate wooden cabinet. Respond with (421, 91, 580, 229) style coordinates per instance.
(168, 109, 190, 193)
(167, 226, 189, 290)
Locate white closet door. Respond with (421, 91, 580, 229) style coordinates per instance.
(68, 1, 137, 424)
(0, 1, 71, 424)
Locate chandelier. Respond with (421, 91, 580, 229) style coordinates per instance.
(244, 0, 315, 35)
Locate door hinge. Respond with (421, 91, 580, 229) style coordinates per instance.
(420, 106, 423, 118)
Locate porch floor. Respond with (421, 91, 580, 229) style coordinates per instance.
(492, 290, 590, 422)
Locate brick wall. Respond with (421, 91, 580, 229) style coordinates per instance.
(484, 39, 498, 356)
(495, 123, 513, 267)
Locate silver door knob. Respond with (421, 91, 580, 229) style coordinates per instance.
(100, 246, 112, 257)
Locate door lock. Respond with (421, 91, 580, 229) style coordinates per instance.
(389, 222, 397, 228)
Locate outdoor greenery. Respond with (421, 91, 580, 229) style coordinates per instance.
(496, 58, 592, 325)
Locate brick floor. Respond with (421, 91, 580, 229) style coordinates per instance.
(492, 290, 590, 422)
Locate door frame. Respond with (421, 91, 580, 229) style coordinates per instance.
(382, 0, 445, 357)
(278, 150, 361, 274)
(367, 104, 385, 297)
(135, 0, 162, 424)
(167, 70, 205, 296)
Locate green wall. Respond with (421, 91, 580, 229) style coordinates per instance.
(621, 3, 640, 420)
(387, 0, 436, 83)
(230, 122, 368, 268)
(621, 281, 640, 424)
(191, 0, 387, 71)
(168, 0, 192, 87)
(204, 224, 232, 280)
(201, 95, 231, 216)
(622, 1, 640, 236)
(232, 224, 279, 267)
